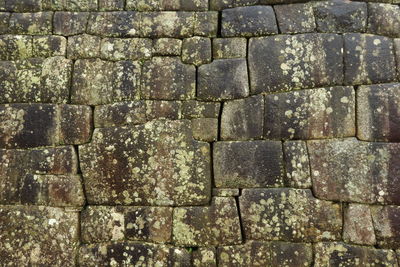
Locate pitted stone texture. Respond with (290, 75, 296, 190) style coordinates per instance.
(0, 146, 78, 204)
(182, 100, 220, 119)
(198, 58, 249, 101)
(249, 33, 343, 93)
(94, 101, 147, 128)
(221, 95, 264, 140)
(53, 12, 89, 36)
(88, 12, 140, 37)
(67, 34, 101, 59)
(71, 59, 140, 105)
(343, 204, 376, 245)
(79, 242, 191, 266)
(368, 3, 400, 38)
(264, 86, 355, 140)
(99, 0, 124, 10)
(80, 119, 211, 206)
(0, 57, 72, 103)
(153, 38, 182, 56)
(213, 141, 284, 188)
(314, 242, 398, 267)
(193, 247, 216, 267)
(0, 205, 79, 266)
(344, 33, 397, 85)
(313, 0, 367, 33)
(283, 140, 311, 188)
(142, 57, 196, 100)
(141, 12, 195, 38)
(100, 38, 152, 61)
(182, 36, 212, 66)
(357, 83, 400, 142)
(192, 118, 218, 142)
(0, 104, 92, 148)
(9, 12, 52, 35)
(221, 6, 278, 37)
(274, 3, 316, 34)
(212, 38, 247, 59)
(240, 188, 342, 242)
(45, 0, 98, 11)
(81, 206, 173, 243)
(371, 205, 400, 249)
(173, 197, 242, 246)
(194, 12, 218, 37)
(217, 241, 313, 267)
(0, 35, 33, 60)
(308, 138, 400, 204)
(32, 35, 66, 57)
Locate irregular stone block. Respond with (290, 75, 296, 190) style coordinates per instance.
(141, 12, 195, 38)
(71, 59, 140, 105)
(371, 205, 400, 249)
(182, 36, 211, 66)
(313, 0, 367, 33)
(0, 12, 10, 34)
(212, 37, 247, 59)
(99, 0, 124, 10)
(79, 119, 211, 205)
(181, 100, 220, 119)
(314, 242, 398, 266)
(94, 101, 146, 128)
(192, 118, 218, 142)
(264, 86, 356, 139)
(212, 188, 240, 197)
(344, 33, 397, 85)
(0, 206, 79, 266)
(88, 12, 140, 37)
(283, 140, 311, 188)
(100, 38, 152, 60)
(81, 206, 173, 243)
(4, 0, 42, 12)
(0, 35, 33, 60)
(32, 35, 66, 57)
(193, 247, 216, 267)
(145, 100, 181, 120)
(9, 12, 52, 35)
(240, 188, 342, 242)
(153, 38, 182, 56)
(46, 0, 98, 11)
(218, 241, 313, 267)
(67, 34, 101, 59)
(368, 3, 400, 38)
(0, 104, 92, 148)
(274, 3, 316, 33)
(53, 11, 89, 36)
(79, 242, 191, 266)
(213, 141, 284, 188)
(357, 83, 400, 142)
(194, 11, 218, 37)
(221, 95, 263, 140)
(141, 57, 195, 100)
(249, 33, 343, 93)
(308, 138, 400, 204)
(173, 197, 241, 246)
(198, 58, 249, 101)
(221, 6, 278, 37)
(343, 204, 376, 245)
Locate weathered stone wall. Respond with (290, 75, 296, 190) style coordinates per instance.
(0, 0, 400, 266)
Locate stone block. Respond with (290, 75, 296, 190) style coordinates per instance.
(0, 35, 33, 60)
(249, 33, 343, 93)
(53, 11, 89, 36)
(193, 247, 216, 267)
(0, 12, 10, 34)
(173, 197, 242, 246)
(180, 0, 208, 11)
(59, 104, 93, 145)
(67, 34, 101, 59)
(140, 12, 195, 38)
(212, 188, 240, 197)
(4, 0, 42, 12)
(9, 12, 52, 35)
(126, 0, 180, 11)
(99, 0, 124, 10)
(283, 140, 311, 188)
(274, 3, 316, 33)
(264, 86, 355, 139)
(182, 36, 211, 66)
(212, 37, 247, 59)
(46, 0, 98, 11)
(213, 141, 284, 188)
(32, 35, 66, 57)
(396, 39, 400, 80)
(191, 118, 218, 142)
(100, 38, 152, 60)
(88, 11, 140, 37)
(198, 58, 249, 101)
(153, 38, 182, 56)
(194, 11, 218, 37)
(371, 205, 400, 249)
(343, 204, 376, 245)
(145, 100, 181, 120)
(368, 3, 400, 38)
(181, 100, 221, 119)
(94, 101, 147, 128)
(221, 95, 264, 140)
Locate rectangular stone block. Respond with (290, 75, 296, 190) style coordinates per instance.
(46, 0, 98, 11)
(274, 3, 316, 34)
(145, 100, 181, 121)
(67, 34, 101, 59)
(4, 0, 42, 12)
(140, 12, 195, 38)
(182, 36, 211, 66)
(283, 140, 311, 188)
(32, 35, 66, 57)
(59, 104, 93, 145)
(53, 11, 89, 36)
(79, 120, 211, 206)
(94, 101, 147, 128)
(240, 188, 342, 242)
(368, 3, 400, 38)
(99, 0, 124, 10)
(357, 83, 400, 142)
(212, 37, 247, 59)
(88, 11, 140, 37)
(0, 35, 33, 60)
(343, 204, 376, 245)
(371, 205, 400, 249)
(181, 100, 220, 119)
(9, 12, 52, 35)
(213, 141, 284, 188)
(153, 38, 182, 56)
(173, 197, 242, 246)
(192, 118, 218, 142)
(344, 33, 397, 85)
(193, 11, 218, 37)
(264, 86, 356, 140)
(100, 38, 152, 60)
(249, 33, 343, 93)
(308, 138, 400, 204)
(0, 205, 79, 266)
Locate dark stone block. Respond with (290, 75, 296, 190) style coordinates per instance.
(88, 12, 140, 37)
(182, 36, 211, 66)
(368, 3, 400, 38)
(9, 12, 52, 35)
(140, 12, 195, 38)
(53, 11, 89, 36)
(275, 3, 315, 34)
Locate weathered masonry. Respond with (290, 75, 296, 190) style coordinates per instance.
(1, 0, 400, 266)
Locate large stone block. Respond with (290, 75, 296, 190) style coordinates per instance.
(79, 119, 211, 205)
(274, 3, 316, 34)
(344, 33, 397, 85)
(371, 205, 400, 249)
(173, 197, 242, 246)
(100, 37, 152, 60)
(0, 205, 79, 266)
(239, 188, 342, 242)
(87, 11, 140, 37)
(308, 138, 400, 204)
(4, 0, 42, 12)
(71, 58, 140, 105)
(357, 83, 400, 142)
(53, 11, 89, 36)
(9, 12, 52, 35)
(264, 86, 355, 139)
(141, 57, 195, 100)
(140, 12, 195, 37)
(343, 204, 376, 245)
(249, 33, 343, 93)
(368, 3, 400, 38)
(213, 141, 284, 188)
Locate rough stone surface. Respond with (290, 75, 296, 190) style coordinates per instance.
(9, 12, 52, 35)
(32, 35, 66, 57)
(67, 34, 101, 59)
(88, 11, 140, 37)
(53, 11, 89, 36)
(192, 118, 218, 142)
(396, 39, 400, 79)
(182, 36, 211, 66)
(368, 3, 400, 38)
(371, 205, 400, 249)
(212, 37, 247, 59)
(283, 140, 312, 188)
(193, 11, 218, 37)
(140, 12, 195, 37)
(100, 37, 152, 61)
(153, 38, 182, 56)
(193, 247, 216, 266)
(94, 101, 147, 128)
(343, 204, 376, 245)
(274, 3, 316, 34)
(181, 100, 220, 119)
